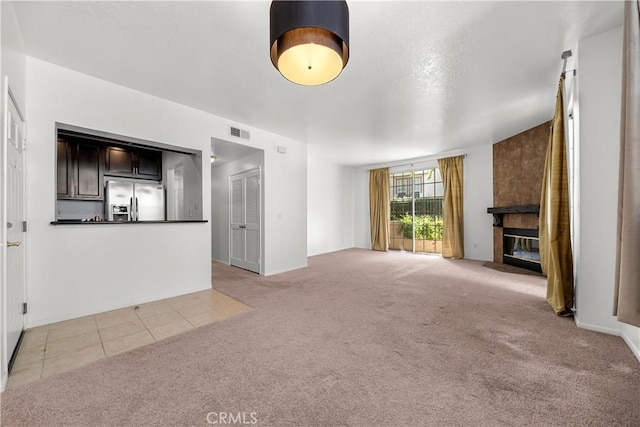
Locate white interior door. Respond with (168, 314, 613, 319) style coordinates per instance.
(4, 88, 26, 365)
(229, 169, 260, 273)
(166, 163, 184, 220)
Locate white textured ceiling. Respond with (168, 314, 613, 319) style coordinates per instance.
(11, 1, 623, 167)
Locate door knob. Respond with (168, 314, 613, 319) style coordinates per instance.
(7, 241, 21, 247)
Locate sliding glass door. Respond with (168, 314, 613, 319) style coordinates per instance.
(389, 167, 443, 254)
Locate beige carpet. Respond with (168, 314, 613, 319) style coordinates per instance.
(2, 249, 639, 426)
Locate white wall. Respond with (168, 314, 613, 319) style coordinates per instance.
(462, 144, 493, 261)
(1, 0, 27, 393)
(24, 57, 307, 327)
(576, 25, 640, 361)
(575, 26, 624, 335)
(1, 2, 26, 108)
(26, 58, 212, 327)
(263, 139, 308, 275)
(211, 150, 264, 267)
(354, 168, 371, 249)
(352, 145, 494, 261)
(307, 152, 355, 256)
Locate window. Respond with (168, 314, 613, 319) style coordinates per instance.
(413, 176, 423, 198)
(391, 173, 412, 198)
(389, 168, 443, 254)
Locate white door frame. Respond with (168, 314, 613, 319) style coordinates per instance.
(1, 77, 27, 390)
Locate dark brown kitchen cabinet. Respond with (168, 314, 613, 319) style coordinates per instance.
(57, 138, 104, 200)
(105, 146, 134, 175)
(56, 139, 71, 197)
(105, 146, 161, 181)
(135, 149, 162, 180)
(76, 144, 102, 198)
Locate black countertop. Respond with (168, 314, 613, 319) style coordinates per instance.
(51, 219, 208, 225)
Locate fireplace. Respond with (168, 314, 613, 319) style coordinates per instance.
(502, 228, 541, 273)
(489, 122, 549, 274)
(486, 205, 542, 273)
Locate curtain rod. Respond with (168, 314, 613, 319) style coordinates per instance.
(366, 152, 467, 172)
(561, 50, 572, 75)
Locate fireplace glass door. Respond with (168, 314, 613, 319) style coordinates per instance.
(503, 228, 542, 273)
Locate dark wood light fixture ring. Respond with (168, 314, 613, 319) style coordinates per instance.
(275, 28, 344, 69)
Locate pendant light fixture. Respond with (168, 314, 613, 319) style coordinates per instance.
(270, 0, 349, 86)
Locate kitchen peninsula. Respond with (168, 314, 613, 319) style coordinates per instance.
(50, 219, 207, 225)
(54, 124, 205, 224)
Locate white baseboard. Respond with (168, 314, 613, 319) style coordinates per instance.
(574, 317, 622, 336)
(576, 317, 640, 363)
(264, 263, 308, 277)
(213, 257, 306, 276)
(621, 330, 640, 363)
(307, 246, 354, 258)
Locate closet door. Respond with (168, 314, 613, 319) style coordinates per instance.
(229, 169, 261, 273)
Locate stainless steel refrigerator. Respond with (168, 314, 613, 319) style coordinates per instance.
(106, 180, 165, 221)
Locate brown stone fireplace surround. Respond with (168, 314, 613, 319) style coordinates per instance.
(488, 122, 550, 273)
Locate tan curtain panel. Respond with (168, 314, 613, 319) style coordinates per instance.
(539, 77, 574, 316)
(437, 156, 464, 258)
(369, 168, 390, 251)
(614, 0, 640, 327)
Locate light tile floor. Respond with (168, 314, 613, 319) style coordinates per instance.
(7, 289, 251, 389)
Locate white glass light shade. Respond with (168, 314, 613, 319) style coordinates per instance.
(277, 35, 344, 85)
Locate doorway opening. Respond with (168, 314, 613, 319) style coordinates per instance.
(210, 138, 264, 275)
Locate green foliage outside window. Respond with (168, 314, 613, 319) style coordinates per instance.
(398, 214, 444, 240)
(390, 197, 443, 220)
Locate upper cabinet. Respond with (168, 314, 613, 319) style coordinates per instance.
(57, 139, 71, 198)
(105, 146, 134, 175)
(136, 149, 162, 180)
(57, 136, 162, 203)
(57, 138, 104, 200)
(105, 146, 162, 181)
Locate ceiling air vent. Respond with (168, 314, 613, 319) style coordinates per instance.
(230, 126, 250, 140)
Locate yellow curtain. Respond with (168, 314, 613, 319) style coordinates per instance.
(614, 0, 640, 327)
(539, 77, 574, 316)
(369, 168, 390, 251)
(437, 156, 464, 258)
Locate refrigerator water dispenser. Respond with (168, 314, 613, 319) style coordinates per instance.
(109, 204, 130, 222)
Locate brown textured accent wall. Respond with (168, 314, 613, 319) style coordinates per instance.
(492, 121, 550, 263)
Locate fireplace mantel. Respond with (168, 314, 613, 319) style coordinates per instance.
(487, 205, 540, 227)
